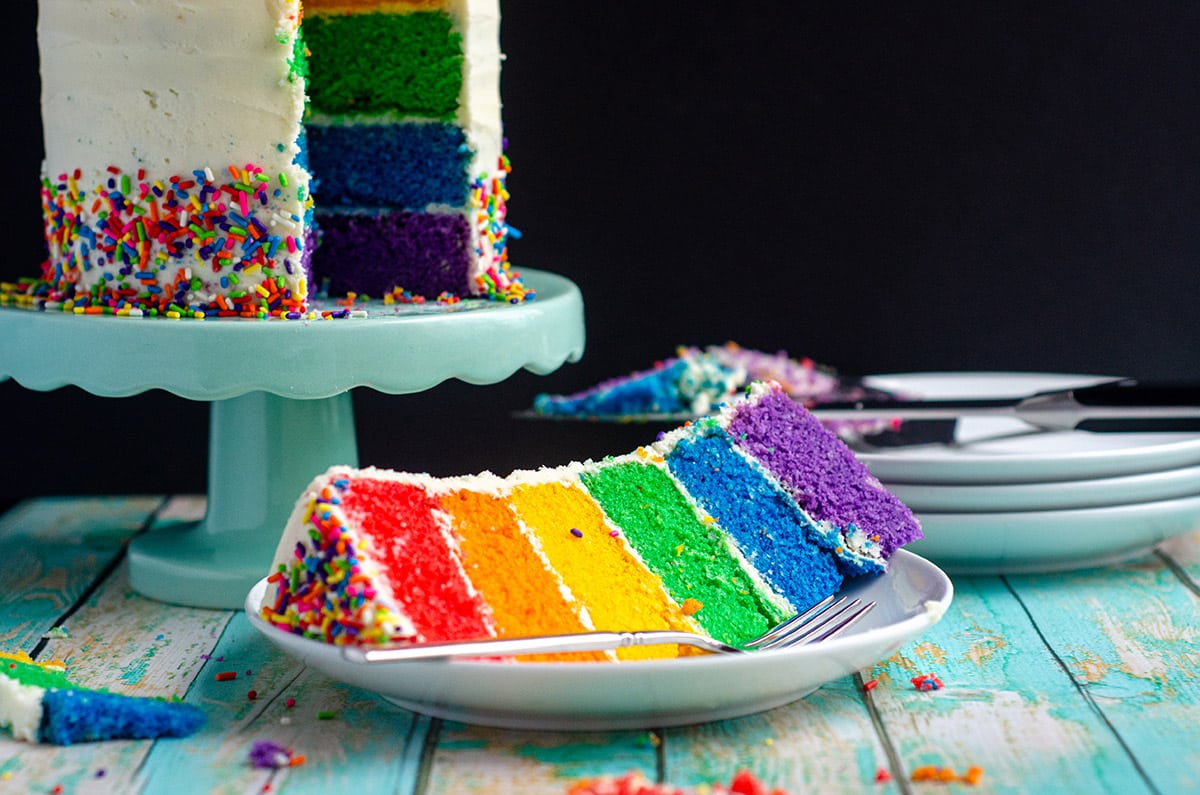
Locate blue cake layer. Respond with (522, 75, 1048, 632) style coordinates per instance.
(533, 359, 706, 417)
(665, 426, 845, 612)
(307, 122, 471, 208)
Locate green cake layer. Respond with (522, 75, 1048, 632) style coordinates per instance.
(580, 459, 790, 643)
(304, 12, 464, 117)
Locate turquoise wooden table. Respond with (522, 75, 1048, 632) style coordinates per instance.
(2, 495, 1198, 794)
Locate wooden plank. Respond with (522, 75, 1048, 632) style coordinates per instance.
(0, 566, 230, 790)
(1006, 556, 1200, 794)
(425, 722, 658, 795)
(0, 496, 227, 794)
(139, 612, 433, 795)
(866, 574, 1153, 793)
(1159, 528, 1200, 583)
(0, 496, 163, 653)
(662, 676, 897, 793)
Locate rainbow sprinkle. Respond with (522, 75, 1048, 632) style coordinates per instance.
(37, 163, 311, 318)
(912, 673, 944, 691)
(261, 475, 413, 646)
(469, 155, 532, 303)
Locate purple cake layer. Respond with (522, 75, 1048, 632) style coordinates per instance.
(727, 385, 922, 556)
(312, 210, 472, 297)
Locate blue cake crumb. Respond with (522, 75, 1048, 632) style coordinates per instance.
(39, 688, 205, 746)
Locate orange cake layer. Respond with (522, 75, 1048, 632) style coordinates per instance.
(439, 487, 605, 662)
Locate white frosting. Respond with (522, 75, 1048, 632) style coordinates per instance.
(675, 350, 746, 415)
(0, 675, 44, 743)
(450, 0, 503, 181)
(38, 0, 310, 306)
(39, 0, 306, 181)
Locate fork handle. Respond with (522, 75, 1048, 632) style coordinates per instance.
(341, 630, 735, 662)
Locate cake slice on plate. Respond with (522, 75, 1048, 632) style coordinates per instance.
(531, 343, 899, 439)
(261, 382, 922, 661)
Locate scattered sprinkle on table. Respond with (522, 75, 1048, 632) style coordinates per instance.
(912, 673, 943, 691)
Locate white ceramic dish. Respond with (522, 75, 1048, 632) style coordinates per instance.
(907, 493, 1200, 574)
(246, 550, 953, 731)
(856, 372, 1200, 484)
(888, 463, 1200, 513)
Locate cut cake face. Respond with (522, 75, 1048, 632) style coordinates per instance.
(304, 0, 523, 302)
(261, 382, 922, 661)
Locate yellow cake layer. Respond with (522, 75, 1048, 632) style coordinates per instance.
(507, 479, 702, 661)
(439, 489, 607, 662)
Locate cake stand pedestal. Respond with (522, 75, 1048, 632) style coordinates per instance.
(0, 269, 585, 609)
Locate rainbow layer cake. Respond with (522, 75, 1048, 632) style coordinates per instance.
(29, 0, 522, 319)
(36, 0, 312, 318)
(304, 0, 524, 302)
(262, 381, 922, 661)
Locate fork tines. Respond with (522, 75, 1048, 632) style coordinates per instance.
(745, 595, 876, 651)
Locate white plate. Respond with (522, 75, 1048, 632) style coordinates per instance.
(245, 550, 953, 731)
(856, 372, 1200, 484)
(907, 493, 1200, 574)
(888, 463, 1200, 513)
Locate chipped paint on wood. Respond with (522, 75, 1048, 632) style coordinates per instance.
(663, 676, 894, 793)
(866, 576, 1154, 792)
(426, 724, 657, 795)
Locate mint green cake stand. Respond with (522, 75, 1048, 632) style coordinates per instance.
(0, 269, 585, 609)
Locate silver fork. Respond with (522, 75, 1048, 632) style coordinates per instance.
(340, 595, 876, 663)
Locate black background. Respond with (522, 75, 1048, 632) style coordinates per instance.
(3, 3, 1200, 505)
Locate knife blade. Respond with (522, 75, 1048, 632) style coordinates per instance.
(809, 379, 1200, 432)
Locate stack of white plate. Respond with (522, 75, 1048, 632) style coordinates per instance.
(853, 372, 1200, 574)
